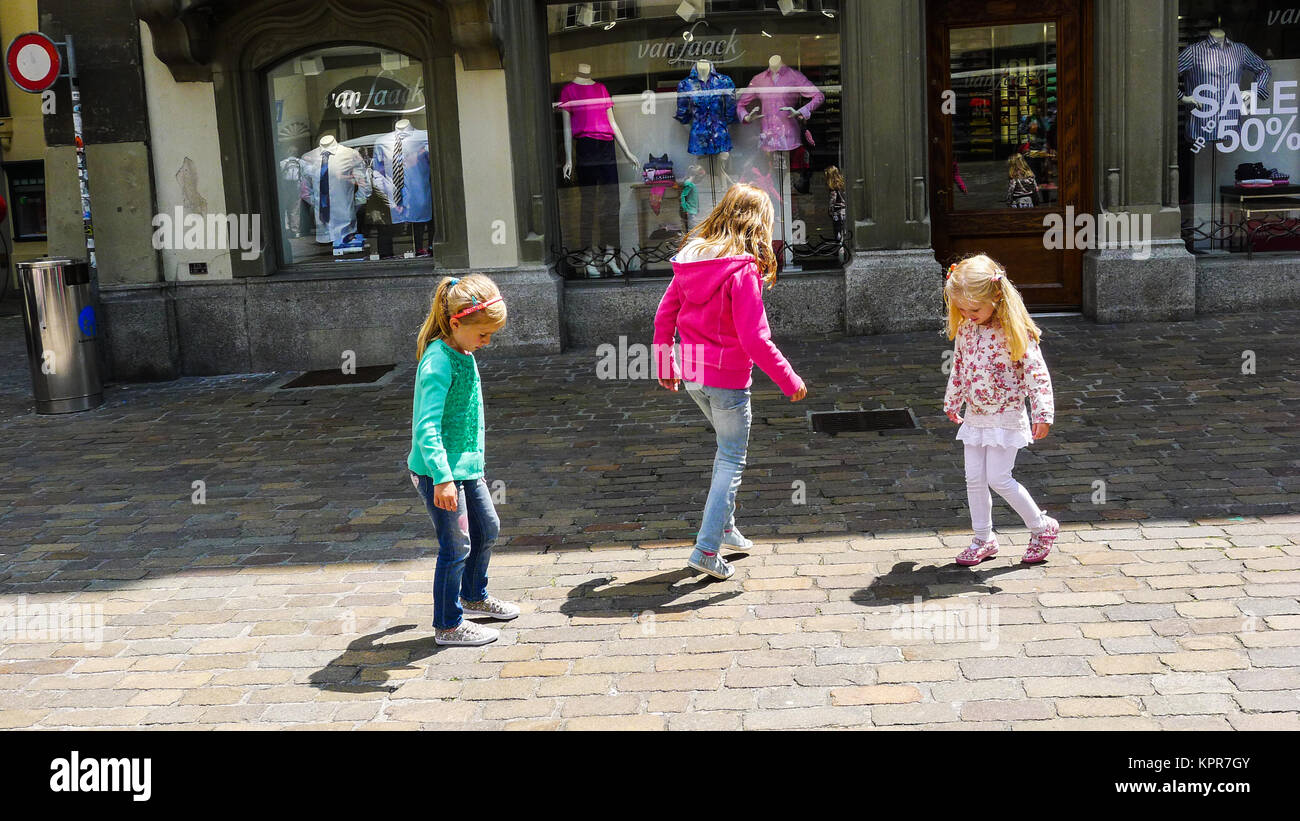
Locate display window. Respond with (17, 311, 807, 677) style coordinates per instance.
(266, 45, 436, 266)
(545, 0, 843, 278)
(1178, 2, 1300, 255)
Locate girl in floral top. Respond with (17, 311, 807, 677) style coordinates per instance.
(943, 255, 1060, 566)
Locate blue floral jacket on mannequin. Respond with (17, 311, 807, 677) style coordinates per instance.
(675, 64, 739, 156)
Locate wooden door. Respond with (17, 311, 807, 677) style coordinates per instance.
(926, 0, 1092, 309)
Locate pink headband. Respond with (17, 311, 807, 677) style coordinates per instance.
(452, 295, 503, 321)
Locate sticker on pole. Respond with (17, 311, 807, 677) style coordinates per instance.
(6, 32, 61, 93)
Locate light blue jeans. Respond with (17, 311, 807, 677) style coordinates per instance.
(686, 383, 752, 554)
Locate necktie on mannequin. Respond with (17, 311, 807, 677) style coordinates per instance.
(319, 151, 331, 224)
(392, 133, 405, 208)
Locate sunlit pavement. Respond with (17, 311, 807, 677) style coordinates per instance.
(0, 310, 1296, 729)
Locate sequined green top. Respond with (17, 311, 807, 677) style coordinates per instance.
(407, 339, 485, 484)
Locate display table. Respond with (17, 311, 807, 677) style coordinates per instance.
(1219, 184, 1300, 257)
(630, 182, 684, 250)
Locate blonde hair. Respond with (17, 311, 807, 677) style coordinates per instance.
(416, 273, 507, 360)
(1008, 153, 1035, 180)
(943, 254, 1041, 362)
(824, 165, 845, 192)
(678, 183, 778, 287)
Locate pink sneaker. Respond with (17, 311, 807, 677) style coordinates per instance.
(1023, 515, 1060, 564)
(956, 536, 999, 566)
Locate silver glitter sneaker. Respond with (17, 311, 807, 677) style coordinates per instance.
(434, 620, 499, 646)
(459, 596, 520, 621)
(687, 548, 735, 580)
(721, 528, 753, 551)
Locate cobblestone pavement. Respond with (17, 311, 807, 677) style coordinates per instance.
(0, 308, 1297, 729)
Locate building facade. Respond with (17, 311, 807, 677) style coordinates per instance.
(11, 0, 1300, 379)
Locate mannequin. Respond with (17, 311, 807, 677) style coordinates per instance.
(738, 55, 824, 152)
(555, 63, 639, 277)
(374, 118, 434, 257)
(1178, 28, 1271, 143)
(1176, 28, 1272, 249)
(300, 134, 371, 254)
(738, 55, 824, 268)
(675, 59, 738, 216)
(675, 59, 737, 165)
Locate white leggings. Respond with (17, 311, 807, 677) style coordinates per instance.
(964, 444, 1046, 540)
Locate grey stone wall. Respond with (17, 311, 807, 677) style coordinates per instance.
(1082, 243, 1197, 323)
(99, 266, 564, 379)
(845, 250, 944, 336)
(562, 271, 843, 350)
(1196, 256, 1300, 315)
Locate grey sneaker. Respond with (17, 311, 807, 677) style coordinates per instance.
(460, 595, 520, 621)
(722, 528, 753, 551)
(434, 620, 499, 646)
(687, 548, 735, 580)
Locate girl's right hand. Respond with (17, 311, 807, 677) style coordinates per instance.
(658, 378, 680, 392)
(790, 381, 808, 402)
(946, 410, 963, 424)
(434, 481, 459, 511)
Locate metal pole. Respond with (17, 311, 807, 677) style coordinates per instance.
(65, 35, 96, 277)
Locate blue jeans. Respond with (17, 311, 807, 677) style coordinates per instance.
(686, 384, 751, 554)
(411, 473, 500, 630)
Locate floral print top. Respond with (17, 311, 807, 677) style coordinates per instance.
(675, 66, 739, 156)
(944, 320, 1055, 425)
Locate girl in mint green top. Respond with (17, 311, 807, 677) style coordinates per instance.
(408, 274, 516, 645)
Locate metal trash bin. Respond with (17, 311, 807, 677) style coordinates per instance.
(17, 258, 104, 414)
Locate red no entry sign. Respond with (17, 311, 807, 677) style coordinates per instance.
(5, 32, 61, 93)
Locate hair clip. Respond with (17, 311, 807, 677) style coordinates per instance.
(448, 277, 460, 287)
(946, 263, 958, 281)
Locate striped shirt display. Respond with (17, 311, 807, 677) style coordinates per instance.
(1177, 37, 1272, 143)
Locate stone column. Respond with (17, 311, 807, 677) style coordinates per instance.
(1083, 0, 1196, 322)
(842, 0, 943, 336)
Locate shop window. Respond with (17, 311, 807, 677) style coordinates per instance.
(545, 0, 844, 279)
(1178, 1, 1300, 255)
(3, 160, 47, 241)
(266, 45, 434, 266)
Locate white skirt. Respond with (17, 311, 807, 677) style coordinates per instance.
(956, 408, 1033, 450)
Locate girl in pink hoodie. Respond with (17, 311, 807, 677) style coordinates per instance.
(654, 183, 807, 580)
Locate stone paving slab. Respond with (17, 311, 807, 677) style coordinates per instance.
(0, 309, 1297, 729)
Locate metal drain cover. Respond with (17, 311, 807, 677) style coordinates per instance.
(809, 408, 918, 435)
(279, 364, 395, 389)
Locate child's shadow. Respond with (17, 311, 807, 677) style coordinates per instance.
(309, 624, 442, 695)
(851, 560, 1024, 607)
(560, 564, 744, 618)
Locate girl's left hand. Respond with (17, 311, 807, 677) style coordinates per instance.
(1033, 423, 1051, 441)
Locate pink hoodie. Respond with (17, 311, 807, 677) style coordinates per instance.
(653, 253, 803, 397)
